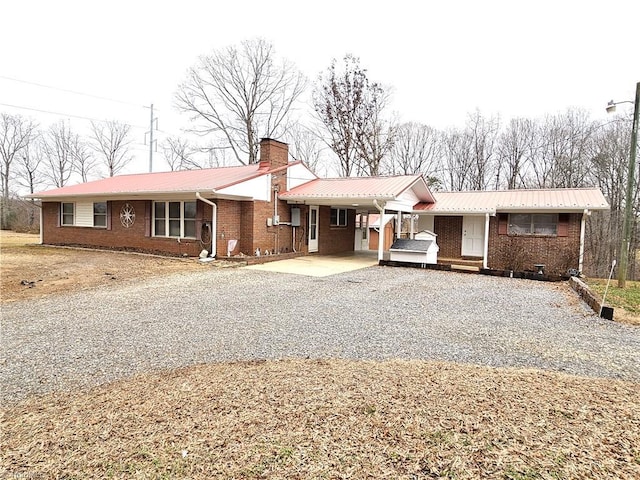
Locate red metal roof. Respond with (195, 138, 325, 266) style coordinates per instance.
(280, 175, 432, 201)
(413, 188, 609, 213)
(31, 164, 269, 198)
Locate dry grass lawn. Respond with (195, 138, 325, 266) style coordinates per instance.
(2, 231, 639, 478)
(0, 231, 206, 303)
(2, 360, 639, 479)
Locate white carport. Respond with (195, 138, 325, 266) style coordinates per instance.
(279, 175, 435, 261)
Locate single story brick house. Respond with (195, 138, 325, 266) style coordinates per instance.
(29, 138, 609, 275)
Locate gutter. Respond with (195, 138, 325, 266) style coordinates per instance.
(196, 192, 217, 258)
(579, 209, 590, 273)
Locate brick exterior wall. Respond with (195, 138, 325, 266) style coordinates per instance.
(488, 213, 582, 274)
(42, 200, 209, 257)
(433, 216, 463, 258)
(317, 206, 356, 254)
(431, 214, 582, 274)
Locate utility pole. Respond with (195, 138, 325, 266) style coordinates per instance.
(618, 82, 640, 288)
(145, 104, 158, 173)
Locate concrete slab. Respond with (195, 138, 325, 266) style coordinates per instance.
(245, 251, 379, 277)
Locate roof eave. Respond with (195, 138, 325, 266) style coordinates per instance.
(496, 205, 610, 212)
(26, 189, 254, 201)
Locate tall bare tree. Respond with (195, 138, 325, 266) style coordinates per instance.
(314, 54, 395, 177)
(497, 117, 536, 189)
(176, 38, 307, 165)
(16, 135, 44, 195)
(584, 115, 636, 277)
(1, 113, 38, 228)
(531, 109, 594, 188)
(42, 121, 79, 188)
(466, 110, 500, 190)
(442, 127, 474, 191)
(162, 136, 199, 171)
(73, 137, 97, 183)
(90, 120, 133, 177)
(353, 86, 396, 176)
(285, 123, 324, 174)
(388, 122, 442, 179)
(15, 136, 44, 228)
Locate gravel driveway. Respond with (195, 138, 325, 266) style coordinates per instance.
(2, 266, 639, 403)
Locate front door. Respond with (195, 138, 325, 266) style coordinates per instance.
(308, 205, 319, 252)
(354, 213, 369, 251)
(462, 216, 484, 257)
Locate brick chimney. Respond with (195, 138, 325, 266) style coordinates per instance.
(258, 138, 289, 170)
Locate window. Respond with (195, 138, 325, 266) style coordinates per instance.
(61, 203, 74, 226)
(93, 202, 107, 228)
(508, 213, 558, 235)
(330, 208, 348, 227)
(153, 201, 197, 238)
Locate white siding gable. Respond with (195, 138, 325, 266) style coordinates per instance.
(287, 163, 316, 190)
(216, 174, 271, 201)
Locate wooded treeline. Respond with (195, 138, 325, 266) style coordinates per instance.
(1, 39, 636, 279)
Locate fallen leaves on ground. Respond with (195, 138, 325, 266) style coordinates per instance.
(2, 359, 639, 479)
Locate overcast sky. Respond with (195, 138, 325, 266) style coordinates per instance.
(1, 0, 638, 175)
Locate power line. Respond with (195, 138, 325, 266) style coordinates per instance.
(0, 75, 151, 109)
(0, 102, 148, 129)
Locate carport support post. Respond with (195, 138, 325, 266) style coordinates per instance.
(410, 214, 415, 239)
(374, 200, 386, 262)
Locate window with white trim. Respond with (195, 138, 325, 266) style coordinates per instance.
(508, 213, 558, 235)
(153, 201, 197, 238)
(330, 208, 348, 227)
(93, 202, 107, 228)
(61, 202, 74, 226)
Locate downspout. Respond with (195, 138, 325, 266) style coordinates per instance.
(579, 209, 590, 274)
(39, 203, 43, 245)
(483, 213, 490, 269)
(373, 199, 386, 262)
(196, 192, 217, 258)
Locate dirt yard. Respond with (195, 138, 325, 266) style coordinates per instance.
(0, 231, 208, 303)
(2, 230, 639, 478)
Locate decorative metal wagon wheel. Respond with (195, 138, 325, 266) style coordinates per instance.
(120, 203, 136, 228)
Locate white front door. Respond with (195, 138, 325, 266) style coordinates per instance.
(308, 206, 319, 252)
(462, 216, 484, 257)
(354, 213, 369, 250)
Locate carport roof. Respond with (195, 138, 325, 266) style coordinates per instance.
(279, 175, 435, 206)
(413, 188, 610, 214)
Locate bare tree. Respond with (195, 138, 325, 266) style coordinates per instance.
(353, 86, 396, 176)
(466, 110, 500, 190)
(16, 134, 44, 194)
(531, 109, 594, 188)
(442, 127, 474, 191)
(584, 116, 635, 276)
(1, 113, 38, 227)
(162, 136, 199, 171)
(16, 136, 44, 228)
(388, 122, 441, 179)
(73, 137, 97, 183)
(176, 38, 307, 165)
(42, 121, 79, 188)
(285, 124, 324, 174)
(497, 117, 536, 189)
(313, 54, 395, 177)
(90, 120, 133, 177)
